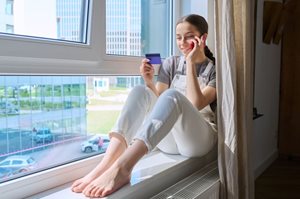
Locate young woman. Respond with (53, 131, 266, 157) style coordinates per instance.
(71, 14, 217, 198)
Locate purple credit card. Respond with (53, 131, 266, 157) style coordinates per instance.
(145, 53, 162, 65)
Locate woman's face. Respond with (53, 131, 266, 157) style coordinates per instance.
(176, 21, 201, 56)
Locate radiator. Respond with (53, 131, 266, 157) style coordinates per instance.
(151, 162, 220, 199)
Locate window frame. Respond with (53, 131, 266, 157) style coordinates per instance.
(0, 0, 215, 198)
(0, 0, 142, 75)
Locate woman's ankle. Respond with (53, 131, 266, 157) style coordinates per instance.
(109, 132, 128, 149)
(111, 161, 132, 178)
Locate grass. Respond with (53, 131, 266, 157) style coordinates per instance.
(1, 87, 127, 134)
(87, 110, 120, 135)
(88, 87, 129, 98)
(88, 99, 124, 106)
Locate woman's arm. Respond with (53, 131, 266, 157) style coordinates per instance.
(155, 82, 169, 96)
(145, 80, 168, 97)
(185, 36, 216, 110)
(186, 62, 216, 110)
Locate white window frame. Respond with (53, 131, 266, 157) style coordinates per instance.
(0, 0, 143, 75)
(0, 0, 215, 198)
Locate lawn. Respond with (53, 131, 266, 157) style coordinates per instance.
(88, 99, 124, 106)
(87, 110, 120, 135)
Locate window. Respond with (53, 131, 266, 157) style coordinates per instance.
(1, 0, 89, 43)
(5, 25, 14, 34)
(0, 1, 212, 198)
(0, 75, 143, 183)
(5, 0, 14, 15)
(106, 0, 172, 58)
(0, 161, 10, 166)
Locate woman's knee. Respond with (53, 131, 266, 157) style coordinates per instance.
(131, 85, 147, 94)
(133, 84, 158, 97)
(128, 85, 148, 99)
(160, 89, 182, 100)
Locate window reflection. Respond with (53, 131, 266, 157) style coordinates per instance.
(0, 76, 143, 183)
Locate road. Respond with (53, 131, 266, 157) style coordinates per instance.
(0, 136, 107, 183)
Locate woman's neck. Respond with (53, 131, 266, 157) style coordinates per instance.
(195, 54, 207, 64)
(184, 53, 207, 64)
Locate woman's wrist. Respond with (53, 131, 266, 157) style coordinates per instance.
(186, 61, 197, 74)
(145, 81, 155, 89)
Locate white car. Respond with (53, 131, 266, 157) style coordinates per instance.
(0, 155, 37, 173)
(81, 134, 110, 153)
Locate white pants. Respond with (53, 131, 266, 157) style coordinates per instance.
(110, 85, 217, 157)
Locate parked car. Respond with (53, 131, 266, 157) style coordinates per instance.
(0, 102, 19, 115)
(33, 128, 54, 143)
(0, 155, 37, 174)
(81, 134, 110, 153)
(0, 167, 14, 180)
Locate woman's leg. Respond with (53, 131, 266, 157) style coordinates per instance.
(71, 136, 126, 192)
(82, 140, 148, 198)
(110, 85, 158, 144)
(81, 89, 217, 197)
(72, 85, 157, 192)
(135, 89, 217, 157)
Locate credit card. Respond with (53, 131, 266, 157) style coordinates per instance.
(145, 53, 162, 65)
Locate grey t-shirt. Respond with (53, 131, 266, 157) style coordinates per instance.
(157, 56, 217, 112)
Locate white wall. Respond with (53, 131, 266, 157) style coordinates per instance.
(253, 0, 282, 178)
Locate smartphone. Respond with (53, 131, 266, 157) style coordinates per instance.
(190, 42, 194, 49)
(145, 53, 162, 65)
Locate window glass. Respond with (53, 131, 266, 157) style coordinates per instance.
(12, 160, 22, 165)
(0, 0, 89, 43)
(106, 0, 171, 58)
(0, 161, 10, 166)
(0, 75, 143, 183)
(5, 0, 14, 15)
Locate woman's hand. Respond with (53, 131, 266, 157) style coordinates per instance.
(186, 36, 205, 64)
(140, 58, 154, 84)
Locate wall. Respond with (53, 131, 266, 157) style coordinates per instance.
(253, 0, 282, 178)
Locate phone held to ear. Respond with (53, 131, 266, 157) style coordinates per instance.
(190, 42, 195, 49)
(190, 35, 206, 49)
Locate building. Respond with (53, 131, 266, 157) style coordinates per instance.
(56, 0, 86, 42)
(106, 0, 142, 56)
(0, 0, 14, 33)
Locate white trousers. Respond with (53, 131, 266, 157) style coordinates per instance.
(110, 85, 217, 157)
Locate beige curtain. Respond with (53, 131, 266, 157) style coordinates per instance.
(214, 0, 255, 198)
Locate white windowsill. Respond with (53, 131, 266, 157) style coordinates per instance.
(28, 146, 217, 199)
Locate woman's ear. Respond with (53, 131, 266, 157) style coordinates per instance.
(201, 34, 207, 47)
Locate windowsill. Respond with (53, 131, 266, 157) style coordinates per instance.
(25, 146, 217, 199)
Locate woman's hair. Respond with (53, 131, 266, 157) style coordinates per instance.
(176, 14, 216, 65)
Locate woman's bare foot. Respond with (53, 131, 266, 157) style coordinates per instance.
(71, 173, 98, 193)
(82, 164, 131, 198)
(71, 135, 127, 193)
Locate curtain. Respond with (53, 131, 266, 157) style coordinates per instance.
(214, 0, 255, 198)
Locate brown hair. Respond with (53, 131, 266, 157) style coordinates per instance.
(176, 14, 215, 64)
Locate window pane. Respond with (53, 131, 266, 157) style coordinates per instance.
(5, 0, 14, 15)
(0, 0, 89, 43)
(0, 75, 143, 183)
(106, 0, 171, 58)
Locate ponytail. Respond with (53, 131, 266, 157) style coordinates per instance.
(204, 46, 215, 65)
